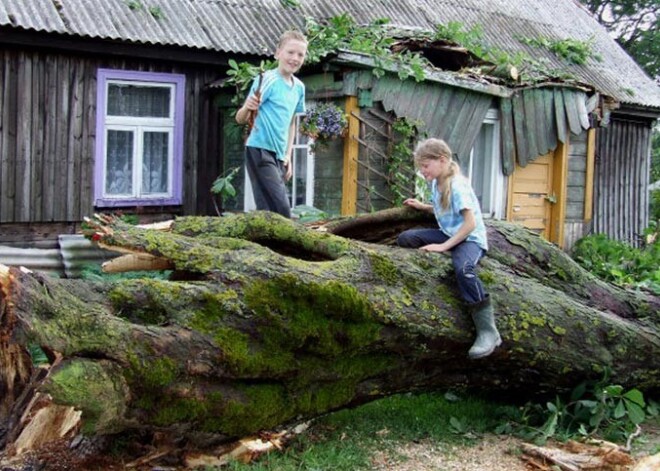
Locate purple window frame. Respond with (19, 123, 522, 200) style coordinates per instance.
(94, 69, 185, 207)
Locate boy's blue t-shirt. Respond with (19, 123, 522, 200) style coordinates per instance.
(246, 69, 305, 161)
(431, 174, 489, 251)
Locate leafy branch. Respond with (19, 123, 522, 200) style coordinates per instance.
(432, 21, 583, 83)
(211, 166, 240, 216)
(225, 59, 276, 105)
(519, 35, 602, 65)
(223, 14, 430, 103)
(501, 372, 659, 445)
(386, 118, 426, 206)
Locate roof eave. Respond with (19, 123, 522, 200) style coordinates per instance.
(332, 51, 513, 98)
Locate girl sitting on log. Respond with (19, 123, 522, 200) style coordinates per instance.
(397, 138, 502, 359)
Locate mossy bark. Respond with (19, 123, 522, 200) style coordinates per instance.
(1, 210, 659, 451)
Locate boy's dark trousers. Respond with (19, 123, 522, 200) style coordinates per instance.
(245, 146, 291, 218)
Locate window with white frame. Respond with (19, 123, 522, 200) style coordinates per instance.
(459, 109, 506, 219)
(286, 113, 315, 208)
(243, 111, 315, 211)
(95, 70, 185, 207)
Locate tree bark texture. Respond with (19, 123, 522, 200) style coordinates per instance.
(1, 209, 658, 453)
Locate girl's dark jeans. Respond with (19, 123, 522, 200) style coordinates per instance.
(397, 228, 487, 305)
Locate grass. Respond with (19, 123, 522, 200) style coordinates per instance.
(221, 391, 518, 470)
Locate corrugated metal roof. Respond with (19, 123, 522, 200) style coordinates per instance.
(0, 0, 658, 108)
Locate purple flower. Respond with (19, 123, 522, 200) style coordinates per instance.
(300, 103, 348, 141)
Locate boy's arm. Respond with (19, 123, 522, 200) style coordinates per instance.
(236, 94, 260, 124)
(283, 118, 296, 181)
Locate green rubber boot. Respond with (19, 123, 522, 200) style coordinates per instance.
(468, 297, 502, 359)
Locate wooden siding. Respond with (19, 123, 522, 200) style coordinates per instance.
(593, 116, 653, 245)
(564, 130, 590, 256)
(0, 47, 222, 225)
(566, 131, 587, 221)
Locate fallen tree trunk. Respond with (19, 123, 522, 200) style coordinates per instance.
(1, 209, 659, 459)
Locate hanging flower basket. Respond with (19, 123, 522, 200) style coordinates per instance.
(299, 103, 348, 143)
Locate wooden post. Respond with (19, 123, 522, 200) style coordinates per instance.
(550, 139, 569, 248)
(584, 128, 596, 223)
(341, 96, 359, 216)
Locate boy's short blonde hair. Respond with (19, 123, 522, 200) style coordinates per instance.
(277, 30, 308, 48)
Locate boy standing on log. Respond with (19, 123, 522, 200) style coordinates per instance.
(235, 31, 308, 218)
(397, 138, 502, 359)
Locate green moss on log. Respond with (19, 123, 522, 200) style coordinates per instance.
(44, 360, 128, 434)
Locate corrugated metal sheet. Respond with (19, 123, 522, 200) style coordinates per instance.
(58, 235, 120, 278)
(0, 245, 63, 277)
(0, 235, 119, 278)
(593, 117, 653, 245)
(0, 0, 657, 109)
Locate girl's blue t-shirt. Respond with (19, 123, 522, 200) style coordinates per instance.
(246, 69, 305, 160)
(431, 174, 489, 251)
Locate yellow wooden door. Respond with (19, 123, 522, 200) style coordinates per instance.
(507, 152, 554, 239)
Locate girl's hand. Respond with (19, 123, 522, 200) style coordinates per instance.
(420, 243, 448, 253)
(403, 198, 423, 210)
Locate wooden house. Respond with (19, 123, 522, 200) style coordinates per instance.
(0, 0, 658, 274)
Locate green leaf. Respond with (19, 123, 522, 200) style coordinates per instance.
(623, 389, 645, 407)
(613, 400, 626, 419)
(625, 401, 645, 424)
(604, 385, 624, 397)
(540, 412, 558, 439)
(589, 409, 605, 428)
(211, 179, 226, 194)
(224, 182, 236, 197)
(577, 400, 598, 409)
(444, 391, 460, 402)
(449, 416, 465, 433)
(570, 382, 587, 402)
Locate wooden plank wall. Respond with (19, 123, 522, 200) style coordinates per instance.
(593, 116, 653, 246)
(0, 48, 222, 228)
(564, 130, 588, 250)
(566, 131, 587, 221)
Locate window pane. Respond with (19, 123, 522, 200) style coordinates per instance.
(108, 83, 171, 118)
(294, 150, 308, 206)
(105, 130, 134, 195)
(142, 132, 169, 194)
(471, 123, 494, 211)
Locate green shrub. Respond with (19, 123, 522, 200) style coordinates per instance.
(650, 189, 660, 222)
(508, 374, 659, 445)
(572, 232, 660, 294)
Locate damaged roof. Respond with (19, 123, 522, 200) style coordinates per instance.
(0, 0, 658, 109)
